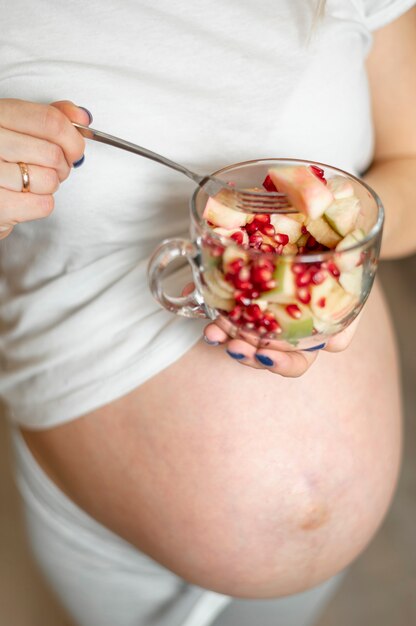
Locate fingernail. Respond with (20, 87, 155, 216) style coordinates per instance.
(226, 350, 246, 360)
(73, 155, 85, 168)
(303, 343, 326, 352)
(203, 336, 220, 346)
(78, 106, 93, 124)
(255, 354, 274, 367)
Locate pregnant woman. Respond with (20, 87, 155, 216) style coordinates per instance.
(0, 2, 415, 625)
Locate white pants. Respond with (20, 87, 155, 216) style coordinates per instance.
(12, 429, 344, 626)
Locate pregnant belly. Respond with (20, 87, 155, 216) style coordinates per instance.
(21, 279, 402, 599)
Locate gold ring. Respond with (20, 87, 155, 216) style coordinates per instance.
(18, 162, 30, 193)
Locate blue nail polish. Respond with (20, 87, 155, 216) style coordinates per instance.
(78, 106, 93, 124)
(303, 343, 326, 352)
(203, 336, 220, 346)
(73, 155, 85, 168)
(255, 354, 274, 367)
(226, 350, 246, 360)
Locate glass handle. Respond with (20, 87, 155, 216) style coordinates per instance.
(147, 238, 208, 319)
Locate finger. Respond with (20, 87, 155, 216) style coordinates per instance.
(0, 99, 87, 167)
(0, 225, 13, 240)
(203, 322, 228, 346)
(0, 128, 70, 181)
(0, 188, 54, 224)
(0, 162, 59, 194)
(223, 338, 263, 368)
(253, 346, 318, 377)
(324, 315, 362, 353)
(181, 282, 195, 297)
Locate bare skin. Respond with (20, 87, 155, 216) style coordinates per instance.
(3, 6, 415, 600)
(21, 279, 402, 598)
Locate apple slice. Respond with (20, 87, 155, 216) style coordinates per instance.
(268, 303, 314, 341)
(306, 217, 342, 248)
(203, 196, 250, 229)
(269, 214, 303, 243)
(310, 274, 358, 322)
(327, 176, 355, 199)
(260, 260, 296, 303)
(324, 196, 361, 237)
(335, 228, 365, 271)
(202, 288, 235, 312)
(339, 266, 363, 296)
(213, 227, 249, 246)
(268, 166, 334, 219)
(204, 268, 235, 298)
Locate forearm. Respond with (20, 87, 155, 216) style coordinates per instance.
(363, 157, 416, 260)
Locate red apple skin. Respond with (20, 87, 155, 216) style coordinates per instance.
(268, 166, 334, 220)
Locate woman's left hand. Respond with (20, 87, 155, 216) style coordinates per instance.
(203, 315, 361, 377)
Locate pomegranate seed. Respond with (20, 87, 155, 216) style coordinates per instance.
(235, 292, 251, 306)
(301, 225, 309, 235)
(292, 263, 306, 275)
(311, 270, 327, 285)
(262, 279, 276, 291)
(251, 266, 273, 284)
(246, 289, 260, 299)
(326, 261, 340, 277)
(286, 304, 302, 319)
(226, 258, 245, 275)
(259, 224, 275, 237)
(255, 258, 275, 272)
(310, 165, 325, 179)
(260, 243, 275, 253)
(295, 271, 312, 287)
(230, 231, 244, 245)
(233, 278, 252, 290)
(253, 213, 271, 224)
(276, 244, 284, 255)
(211, 245, 225, 257)
(229, 305, 243, 322)
(245, 221, 260, 235)
(317, 297, 326, 308)
(262, 175, 278, 192)
(249, 233, 264, 248)
(243, 304, 263, 322)
(306, 236, 317, 249)
(240, 266, 251, 281)
(297, 287, 312, 304)
(275, 233, 289, 245)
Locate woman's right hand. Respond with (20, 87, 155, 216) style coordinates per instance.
(0, 99, 92, 239)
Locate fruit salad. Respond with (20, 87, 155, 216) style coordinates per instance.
(200, 164, 367, 345)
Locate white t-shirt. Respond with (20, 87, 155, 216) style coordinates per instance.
(0, 0, 414, 428)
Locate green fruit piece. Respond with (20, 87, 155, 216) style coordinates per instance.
(339, 266, 363, 296)
(222, 246, 249, 271)
(296, 233, 309, 247)
(269, 214, 302, 243)
(324, 196, 361, 237)
(281, 243, 298, 256)
(306, 216, 342, 248)
(204, 268, 234, 298)
(335, 228, 365, 271)
(310, 274, 358, 322)
(260, 260, 296, 303)
(202, 288, 235, 312)
(268, 303, 314, 340)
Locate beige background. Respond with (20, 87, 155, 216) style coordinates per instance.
(1, 256, 415, 626)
